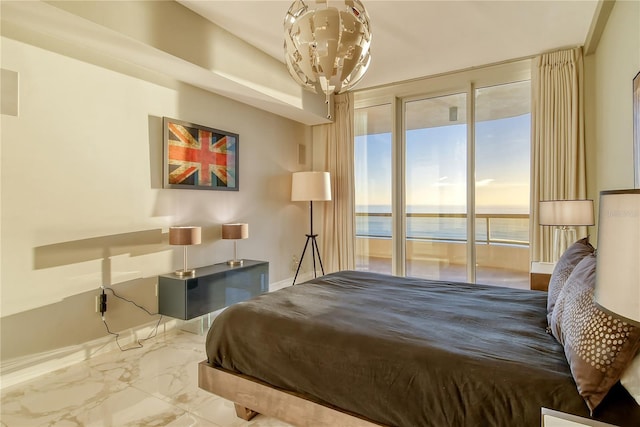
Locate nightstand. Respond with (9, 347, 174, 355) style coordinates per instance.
(541, 408, 617, 426)
(531, 261, 555, 291)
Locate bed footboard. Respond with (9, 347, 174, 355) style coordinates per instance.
(197, 361, 383, 426)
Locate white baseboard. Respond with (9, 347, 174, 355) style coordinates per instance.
(0, 318, 178, 390)
(1, 274, 315, 391)
(270, 272, 316, 291)
(270, 277, 293, 291)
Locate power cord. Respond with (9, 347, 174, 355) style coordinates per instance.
(100, 286, 163, 352)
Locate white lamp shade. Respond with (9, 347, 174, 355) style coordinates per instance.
(291, 171, 331, 202)
(595, 189, 640, 323)
(169, 226, 201, 245)
(539, 200, 594, 226)
(222, 223, 249, 240)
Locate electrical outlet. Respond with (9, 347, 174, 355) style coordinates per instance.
(291, 255, 300, 272)
(96, 292, 107, 315)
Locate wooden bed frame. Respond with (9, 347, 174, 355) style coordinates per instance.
(198, 361, 383, 426)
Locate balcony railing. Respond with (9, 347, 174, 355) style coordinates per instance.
(355, 212, 531, 289)
(355, 212, 530, 246)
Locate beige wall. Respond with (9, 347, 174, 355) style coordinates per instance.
(3, 0, 638, 388)
(0, 35, 309, 372)
(587, 0, 640, 202)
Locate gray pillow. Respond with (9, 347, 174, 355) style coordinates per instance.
(550, 254, 640, 413)
(547, 236, 594, 325)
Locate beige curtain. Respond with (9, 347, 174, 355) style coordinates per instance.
(316, 92, 356, 272)
(530, 47, 587, 262)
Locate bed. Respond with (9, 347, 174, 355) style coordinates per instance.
(199, 270, 640, 426)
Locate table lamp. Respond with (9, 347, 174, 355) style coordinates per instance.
(595, 189, 640, 325)
(169, 226, 201, 277)
(539, 199, 594, 262)
(291, 171, 331, 285)
(222, 223, 249, 266)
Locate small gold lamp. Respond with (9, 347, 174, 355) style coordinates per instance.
(169, 226, 201, 277)
(222, 223, 249, 266)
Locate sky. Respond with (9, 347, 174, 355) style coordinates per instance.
(355, 114, 531, 213)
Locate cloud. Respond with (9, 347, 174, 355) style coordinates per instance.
(475, 179, 494, 187)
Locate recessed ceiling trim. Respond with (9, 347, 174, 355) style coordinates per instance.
(0, 0, 330, 125)
(584, 0, 616, 55)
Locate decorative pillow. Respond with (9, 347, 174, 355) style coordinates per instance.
(550, 254, 640, 413)
(546, 236, 594, 325)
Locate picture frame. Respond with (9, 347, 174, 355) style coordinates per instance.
(634, 71, 640, 188)
(163, 117, 239, 191)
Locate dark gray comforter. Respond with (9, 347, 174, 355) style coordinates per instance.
(206, 270, 640, 426)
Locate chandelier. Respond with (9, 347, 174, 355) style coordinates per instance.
(284, 0, 372, 119)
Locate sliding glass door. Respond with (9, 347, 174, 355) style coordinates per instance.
(405, 93, 468, 281)
(474, 81, 531, 287)
(354, 103, 393, 274)
(354, 64, 531, 288)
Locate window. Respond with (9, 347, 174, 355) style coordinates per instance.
(354, 103, 393, 274)
(404, 92, 468, 281)
(354, 61, 531, 288)
(474, 81, 531, 287)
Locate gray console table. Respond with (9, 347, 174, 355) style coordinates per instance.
(158, 260, 269, 320)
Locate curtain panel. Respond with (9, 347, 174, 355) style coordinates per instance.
(530, 47, 587, 262)
(316, 93, 356, 272)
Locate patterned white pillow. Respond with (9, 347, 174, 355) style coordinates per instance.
(546, 236, 594, 325)
(550, 254, 640, 413)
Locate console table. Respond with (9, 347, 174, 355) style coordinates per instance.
(158, 260, 269, 320)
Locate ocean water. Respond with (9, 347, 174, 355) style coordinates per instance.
(356, 206, 529, 244)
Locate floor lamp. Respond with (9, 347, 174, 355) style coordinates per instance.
(291, 171, 331, 285)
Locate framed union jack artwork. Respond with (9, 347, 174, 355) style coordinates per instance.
(163, 117, 239, 191)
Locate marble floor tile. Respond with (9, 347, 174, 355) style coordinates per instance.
(0, 330, 292, 427)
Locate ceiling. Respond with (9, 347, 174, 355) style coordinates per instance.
(178, 0, 600, 91)
(0, 1, 602, 126)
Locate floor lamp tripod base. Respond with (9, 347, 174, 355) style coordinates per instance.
(292, 233, 325, 285)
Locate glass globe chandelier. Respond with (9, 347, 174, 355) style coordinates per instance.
(284, 0, 372, 119)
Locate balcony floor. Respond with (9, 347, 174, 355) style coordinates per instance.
(358, 257, 531, 291)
